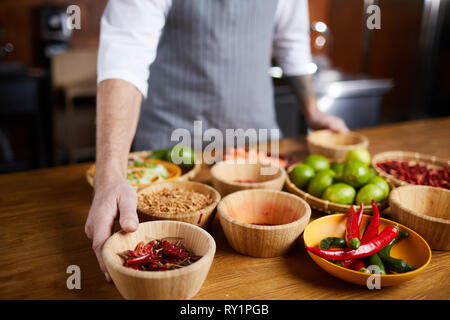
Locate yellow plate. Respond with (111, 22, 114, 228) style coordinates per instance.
(303, 214, 432, 287)
(86, 158, 182, 190)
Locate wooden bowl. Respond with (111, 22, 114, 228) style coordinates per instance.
(218, 189, 311, 257)
(285, 162, 390, 214)
(389, 185, 450, 250)
(372, 150, 450, 187)
(137, 181, 221, 229)
(210, 161, 287, 197)
(102, 220, 216, 300)
(306, 129, 369, 162)
(86, 150, 201, 191)
(303, 214, 431, 287)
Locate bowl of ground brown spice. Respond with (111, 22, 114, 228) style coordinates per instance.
(137, 181, 221, 229)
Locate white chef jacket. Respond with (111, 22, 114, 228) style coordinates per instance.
(97, 0, 313, 98)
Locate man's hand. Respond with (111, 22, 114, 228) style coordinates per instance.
(306, 109, 349, 133)
(285, 74, 349, 133)
(86, 79, 143, 281)
(85, 177, 138, 281)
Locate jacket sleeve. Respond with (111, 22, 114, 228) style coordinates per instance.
(273, 0, 313, 76)
(97, 0, 171, 98)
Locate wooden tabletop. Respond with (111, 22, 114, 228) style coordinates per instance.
(1, 117, 449, 300)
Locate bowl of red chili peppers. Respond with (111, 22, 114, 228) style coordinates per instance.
(372, 150, 449, 189)
(303, 201, 431, 287)
(102, 220, 216, 300)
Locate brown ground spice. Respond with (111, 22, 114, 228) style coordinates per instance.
(138, 187, 213, 215)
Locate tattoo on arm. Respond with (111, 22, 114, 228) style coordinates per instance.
(284, 74, 318, 116)
(285, 74, 316, 103)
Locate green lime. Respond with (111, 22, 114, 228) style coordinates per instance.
(167, 145, 195, 168)
(289, 164, 315, 189)
(343, 160, 370, 188)
(304, 154, 330, 172)
(322, 183, 356, 205)
(369, 168, 377, 178)
(367, 176, 390, 199)
(307, 170, 335, 198)
(331, 162, 345, 182)
(149, 149, 169, 160)
(345, 148, 371, 166)
(356, 184, 385, 205)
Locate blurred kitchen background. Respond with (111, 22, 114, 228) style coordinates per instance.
(0, 0, 449, 173)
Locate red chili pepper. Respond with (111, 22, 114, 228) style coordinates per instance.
(350, 259, 366, 272)
(161, 240, 191, 260)
(346, 205, 361, 249)
(125, 253, 151, 267)
(361, 200, 381, 243)
(121, 239, 201, 271)
(356, 202, 364, 233)
(306, 226, 399, 260)
(340, 259, 354, 268)
(134, 241, 146, 255)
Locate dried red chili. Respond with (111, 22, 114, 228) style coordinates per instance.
(119, 239, 202, 271)
(376, 161, 449, 189)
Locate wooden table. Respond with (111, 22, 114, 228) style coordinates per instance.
(1, 118, 449, 300)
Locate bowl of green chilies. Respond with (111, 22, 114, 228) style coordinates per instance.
(303, 203, 432, 287)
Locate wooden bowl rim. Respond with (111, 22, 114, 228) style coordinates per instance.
(389, 185, 450, 225)
(285, 162, 390, 214)
(304, 213, 432, 278)
(306, 129, 369, 151)
(217, 189, 312, 230)
(371, 150, 450, 187)
(210, 160, 287, 188)
(137, 181, 221, 219)
(86, 150, 202, 188)
(102, 220, 216, 279)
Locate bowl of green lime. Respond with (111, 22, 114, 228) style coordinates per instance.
(285, 151, 392, 214)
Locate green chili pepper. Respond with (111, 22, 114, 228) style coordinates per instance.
(320, 237, 348, 267)
(359, 268, 371, 274)
(320, 237, 346, 249)
(378, 231, 416, 273)
(367, 253, 386, 275)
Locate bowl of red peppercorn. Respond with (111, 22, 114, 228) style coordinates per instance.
(102, 220, 216, 300)
(372, 150, 450, 189)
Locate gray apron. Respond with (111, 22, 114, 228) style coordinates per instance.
(134, 0, 280, 151)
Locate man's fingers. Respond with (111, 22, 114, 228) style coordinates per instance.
(92, 214, 115, 281)
(118, 191, 139, 233)
(329, 117, 349, 133)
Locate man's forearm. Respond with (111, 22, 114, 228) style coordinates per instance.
(284, 74, 318, 119)
(285, 74, 349, 132)
(94, 79, 143, 188)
